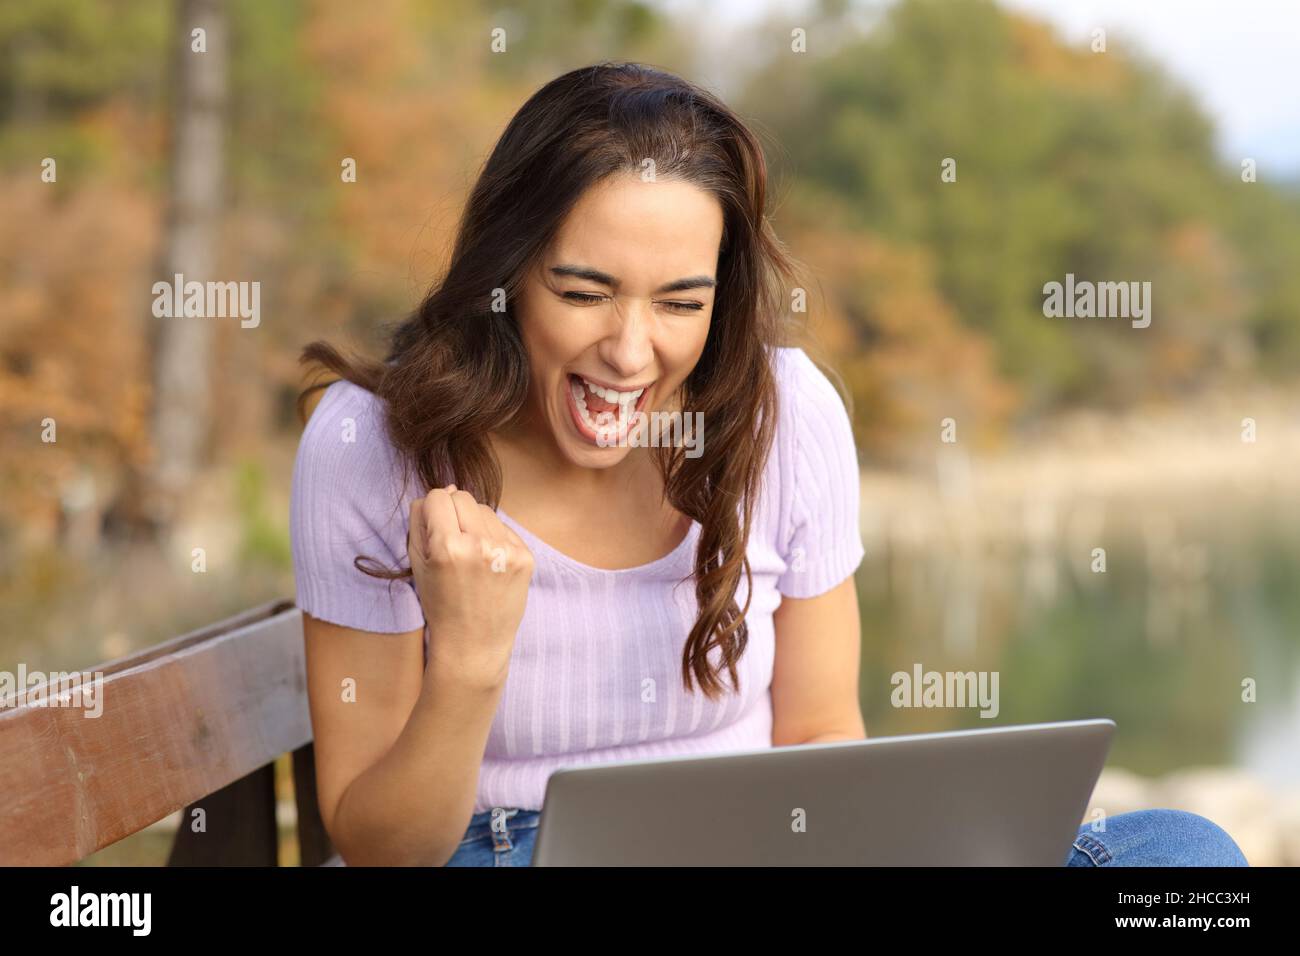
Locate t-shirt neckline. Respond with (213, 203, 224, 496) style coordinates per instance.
(495, 506, 698, 576)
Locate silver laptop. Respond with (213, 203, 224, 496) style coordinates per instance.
(531, 718, 1115, 866)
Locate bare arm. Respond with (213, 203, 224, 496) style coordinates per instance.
(303, 480, 533, 866)
(296, 382, 533, 865)
(770, 575, 867, 746)
(304, 614, 507, 867)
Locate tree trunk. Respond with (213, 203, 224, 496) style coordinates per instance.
(139, 0, 228, 537)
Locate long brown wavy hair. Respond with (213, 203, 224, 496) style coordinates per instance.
(299, 61, 805, 700)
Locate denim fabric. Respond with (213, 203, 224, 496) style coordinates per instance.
(1065, 808, 1249, 866)
(443, 807, 543, 867)
(441, 806, 1249, 866)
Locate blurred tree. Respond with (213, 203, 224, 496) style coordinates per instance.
(4, 0, 1300, 552)
(0, 0, 166, 552)
(789, 208, 1018, 464)
(741, 0, 1298, 424)
(135, 0, 228, 537)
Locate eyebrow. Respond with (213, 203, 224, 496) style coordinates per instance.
(549, 264, 716, 294)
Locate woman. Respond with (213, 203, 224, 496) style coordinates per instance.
(289, 61, 1246, 868)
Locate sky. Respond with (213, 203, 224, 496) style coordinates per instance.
(679, 0, 1300, 176)
(1000, 0, 1300, 176)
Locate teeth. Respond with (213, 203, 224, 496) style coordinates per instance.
(568, 375, 652, 441)
(579, 376, 645, 406)
(571, 376, 644, 439)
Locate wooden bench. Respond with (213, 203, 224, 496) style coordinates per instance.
(0, 600, 339, 866)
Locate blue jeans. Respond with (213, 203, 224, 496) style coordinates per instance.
(443, 807, 543, 867)
(1066, 808, 1248, 866)
(442, 806, 1249, 867)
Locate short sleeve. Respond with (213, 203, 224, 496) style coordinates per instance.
(775, 349, 866, 598)
(289, 380, 426, 633)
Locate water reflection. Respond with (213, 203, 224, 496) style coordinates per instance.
(856, 471, 1300, 786)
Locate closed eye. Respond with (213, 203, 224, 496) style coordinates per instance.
(562, 291, 704, 314)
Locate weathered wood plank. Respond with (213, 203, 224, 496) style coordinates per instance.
(0, 601, 309, 865)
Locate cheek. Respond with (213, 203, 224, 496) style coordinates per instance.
(668, 319, 710, 371)
(525, 302, 591, 364)
(649, 343, 703, 401)
(515, 303, 561, 377)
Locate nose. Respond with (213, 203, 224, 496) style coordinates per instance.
(597, 297, 655, 380)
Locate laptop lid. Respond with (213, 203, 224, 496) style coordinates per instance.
(531, 718, 1115, 866)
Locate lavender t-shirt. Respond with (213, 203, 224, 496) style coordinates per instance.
(290, 346, 865, 812)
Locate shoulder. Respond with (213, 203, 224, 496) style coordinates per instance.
(767, 347, 865, 596)
(764, 346, 858, 527)
(770, 346, 853, 447)
(289, 379, 424, 632)
(772, 345, 846, 406)
(295, 379, 404, 486)
(301, 378, 389, 445)
(291, 379, 417, 540)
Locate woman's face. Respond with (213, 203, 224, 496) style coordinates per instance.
(512, 172, 724, 470)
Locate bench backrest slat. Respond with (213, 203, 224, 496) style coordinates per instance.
(0, 601, 312, 866)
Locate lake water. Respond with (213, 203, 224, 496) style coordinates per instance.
(853, 491, 1300, 786)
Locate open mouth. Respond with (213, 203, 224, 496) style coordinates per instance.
(564, 373, 654, 446)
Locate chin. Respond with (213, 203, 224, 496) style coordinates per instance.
(557, 437, 633, 469)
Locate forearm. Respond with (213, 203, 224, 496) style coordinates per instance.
(796, 709, 868, 745)
(329, 663, 505, 867)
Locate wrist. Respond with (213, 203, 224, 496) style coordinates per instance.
(423, 646, 511, 694)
